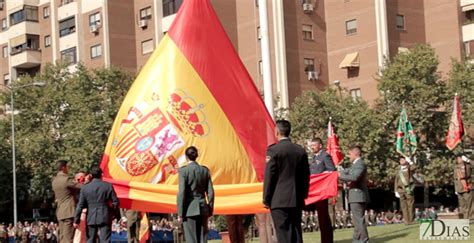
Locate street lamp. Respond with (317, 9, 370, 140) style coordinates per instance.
(2, 82, 46, 227)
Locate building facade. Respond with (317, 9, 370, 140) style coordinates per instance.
(0, 0, 472, 106)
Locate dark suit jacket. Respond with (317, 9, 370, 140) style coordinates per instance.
(310, 150, 336, 174)
(74, 178, 119, 225)
(177, 161, 215, 218)
(263, 138, 310, 209)
(339, 158, 370, 203)
(52, 171, 81, 220)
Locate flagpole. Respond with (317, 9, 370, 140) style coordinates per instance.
(259, 0, 274, 119)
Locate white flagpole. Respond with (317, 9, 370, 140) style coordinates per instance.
(259, 0, 274, 119)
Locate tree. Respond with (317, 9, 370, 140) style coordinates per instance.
(375, 44, 451, 192)
(447, 59, 474, 145)
(0, 63, 134, 214)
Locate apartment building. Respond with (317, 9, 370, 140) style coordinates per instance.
(0, 0, 472, 106)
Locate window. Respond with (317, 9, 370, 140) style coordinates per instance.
(61, 47, 77, 65)
(4, 74, 10, 86)
(304, 58, 315, 72)
(10, 5, 38, 25)
(141, 39, 154, 55)
(61, 0, 74, 6)
(59, 17, 75, 37)
(140, 7, 152, 20)
(89, 12, 101, 27)
(396, 14, 405, 30)
(302, 0, 312, 4)
(44, 35, 51, 47)
(465, 41, 474, 59)
(350, 88, 361, 99)
(257, 26, 261, 40)
(1, 18, 7, 31)
(163, 0, 183, 17)
(90, 44, 102, 59)
(43, 6, 50, 18)
(2, 46, 7, 58)
(258, 60, 263, 75)
(346, 19, 357, 35)
(302, 24, 313, 40)
(10, 34, 40, 55)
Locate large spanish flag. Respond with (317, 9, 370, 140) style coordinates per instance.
(100, 0, 275, 214)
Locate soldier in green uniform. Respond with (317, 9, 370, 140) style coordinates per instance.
(454, 154, 473, 221)
(394, 157, 416, 225)
(125, 209, 141, 243)
(177, 146, 214, 243)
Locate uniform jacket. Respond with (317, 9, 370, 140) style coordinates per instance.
(394, 165, 416, 195)
(454, 161, 472, 193)
(310, 150, 336, 175)
(263, 138, 310, 209)
(339, 158, 370, 203)
(74, 178, 119, 225)
(52, 171, 81, 220)
(177, 161, 215, 218)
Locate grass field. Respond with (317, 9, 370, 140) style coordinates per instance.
(210, 223, 474, 243)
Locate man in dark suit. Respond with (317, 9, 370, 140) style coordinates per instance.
(263, 120, 310, 243)
(308, 138, 335, 243)
(74, 166, 119, 243)
(177, 146, 215, 243)
(52, 160, 81, 243)
(338, 145, 369, 243)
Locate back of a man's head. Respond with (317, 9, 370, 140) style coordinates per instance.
(185, 146, 199, 161)
(56, 160, 68, 172)
(90, 166, 102, 179)
(275, 120, 291, 137)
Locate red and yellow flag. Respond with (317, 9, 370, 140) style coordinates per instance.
(100, 0, 275, 214)
(327, 119, 344, 165)
(139, 213, 149, 243)
(446, 94, 464, 150)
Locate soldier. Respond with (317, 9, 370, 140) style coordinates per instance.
(394, 157, 416, 225)
(125, 210, 141, 243)
(454, 154, 473, 221)
(172, 216, 184, 243)
(52, 160, 81, 243)
(177, 146, 215, 243)
(0, 223, 7, 243)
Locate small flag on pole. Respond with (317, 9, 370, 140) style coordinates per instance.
(446, 94, 464, 150)
(396, 108, 417, 158)
(139, 212, 149, 243)
(327, 119, 344, 165)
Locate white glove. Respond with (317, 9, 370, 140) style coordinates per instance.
(461, 155, 470, 163)
(405, 157, 413, 165)
(395, 192, 400, 198)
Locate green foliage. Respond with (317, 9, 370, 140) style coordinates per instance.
(0, 63, 134, 201)
(447, 59, 474, 144)
(214, 215, 228, 232)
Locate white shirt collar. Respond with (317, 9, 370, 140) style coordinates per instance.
(352, 157, 361, 164)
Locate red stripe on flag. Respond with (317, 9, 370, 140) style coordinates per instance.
(168, 0, 276, 181)
(116, 135, 140, 156)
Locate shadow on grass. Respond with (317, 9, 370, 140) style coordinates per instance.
(334, 225, 417, 243)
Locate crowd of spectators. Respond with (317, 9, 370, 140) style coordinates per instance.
(0, 206, 460, 242)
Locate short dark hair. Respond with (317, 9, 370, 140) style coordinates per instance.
(275, 120, 291, 137)
(90, 166, 102, 179)
(56, 160, 68, 171)
(185, 146, 199, 161)
(312, 137, 323, 145)
(349, 145, 362, 154)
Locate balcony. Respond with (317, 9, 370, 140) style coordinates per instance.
(58, 0, 77, 20)
(461, 0, 474, 11)
(10, 49, 41, 68)
(462, 22, 474, 42)
(6, 0, 39, 14)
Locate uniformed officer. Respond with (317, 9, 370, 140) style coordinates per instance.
(0, 223, 7, 243)
(307, 137, 335, 243)
(454, 154, 473, 221)
(263, 120, 310, 243)
(52, 160, 81, 243)
(125, 210, 141, 243)
(338, 145, 369, 242)
(394, 157, 416, 225)
(177, 146, 215, 243)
